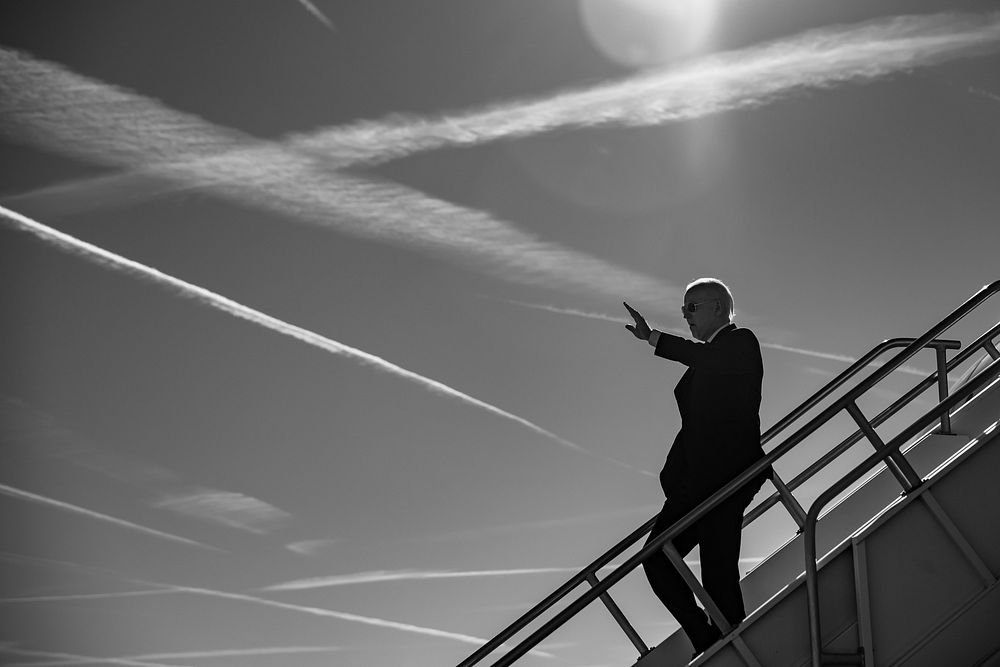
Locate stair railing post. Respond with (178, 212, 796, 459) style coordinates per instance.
(934, 343, 953, 434)
(845, 401, 921, 492)
(770, 470, 807, 530)
(585, 572, 649, 656)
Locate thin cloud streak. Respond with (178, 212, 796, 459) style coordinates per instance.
(0, 645, 183, 667)
(0, 482, 214, 551)
(398, 504, 659, 544)
(0, 47, 678, 308)
(264, 567, 585, 592)
(7, 646, 341, 667)
(2, 14, 996, 310)
(0, 589, 177, 604)
(288, 12, 1000, 165)
(143, 582, 553, 658)
(295, 0, 336, 32)
(0, 206, 640, 474)
(504, 300, 930, 376)
(0, 552, 552, 657)
(264, 559, 767, 592)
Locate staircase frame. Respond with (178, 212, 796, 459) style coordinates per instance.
(457, 280, 1000, 667)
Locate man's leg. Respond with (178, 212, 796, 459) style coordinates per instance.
(697, 491, 755, 628)
(642, 499, 720, 651)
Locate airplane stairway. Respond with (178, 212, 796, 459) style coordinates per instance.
(457, 281, 1000, 667)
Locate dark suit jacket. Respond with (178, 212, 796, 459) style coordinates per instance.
(654, 323, 768, 503)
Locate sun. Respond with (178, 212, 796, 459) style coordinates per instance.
(579, 0, 719, 68)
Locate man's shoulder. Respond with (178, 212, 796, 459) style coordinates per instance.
(716, 325, 762, 355)
(717, 324, 758, 343)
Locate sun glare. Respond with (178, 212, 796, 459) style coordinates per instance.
(579, 0, 719, 67)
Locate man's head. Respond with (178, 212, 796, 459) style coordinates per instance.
(682, 278, 734, 341)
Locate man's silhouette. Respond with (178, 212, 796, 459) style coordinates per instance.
(624, 278, 768, 657)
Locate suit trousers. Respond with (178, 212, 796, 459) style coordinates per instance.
(641, 484, 758, 651)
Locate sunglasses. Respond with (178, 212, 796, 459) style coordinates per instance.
(681, 298, 718, 314)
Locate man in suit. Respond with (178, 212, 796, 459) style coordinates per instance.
(624, 278, 768, 657)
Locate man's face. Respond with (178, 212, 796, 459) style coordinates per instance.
(682, 289, 720, 342)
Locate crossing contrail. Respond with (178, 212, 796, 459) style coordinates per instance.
(0, 482, 215, 551)
(8, 13, 998, 310)
(0, 206, 649, 475)
(7, 12, 999, 195)
(0, 47, 679, 308)
(286, 11, 1000, 166)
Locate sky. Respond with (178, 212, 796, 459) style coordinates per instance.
(0, 1, 999, 666)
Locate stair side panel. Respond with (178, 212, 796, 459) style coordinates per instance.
(862, 493, 986, 665)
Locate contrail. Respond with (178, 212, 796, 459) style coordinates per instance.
(2, 14, 997, 310)
(0, 206, 647, 475)
(264, 567, 589, 591)
(397, 503, 660, 544)
(0, 482, 214, 550)
(295, 0, 336, 32)
(0, 47, 679, 309)
(0, 589, 177, 604)
(135, 582, 553, 657)
(8, 13, 1000, 206)
(760, 342, 928, 377)
(285, 12, 1000, 165)
(0, 552, 552, 657)
(262, 560, 766, 592)
(0, 644, 184, 667)
(4, 646, 341, 667)
(0, 395, 293, 535)
(502, 299, 930, 376)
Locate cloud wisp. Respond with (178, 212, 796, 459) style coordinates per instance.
(0, 395, 293, 535)
(286, 11, 1000, 165)
(0, 482, 214, 551)
(0, 206, 645, 475)
(0, 47, 678, 308)
(153, 490, 291, 535)
(969, 86, 1000, 103)
(3, 13, 998, 311)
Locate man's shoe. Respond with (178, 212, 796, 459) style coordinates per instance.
(689, 625, 723, 660)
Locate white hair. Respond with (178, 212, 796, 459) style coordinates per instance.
(685, 277, 734, 318)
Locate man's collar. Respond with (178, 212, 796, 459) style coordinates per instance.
(706, 322, 735, 343)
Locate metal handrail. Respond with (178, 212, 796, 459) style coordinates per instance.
(751, 319, 1000, 527)
(460, 279, 1000, 667)
(744, 337, 959, 528)
(455, 515, 656, 667)
(804, 354, 1000, 667)
(457, 337, 955, 667)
